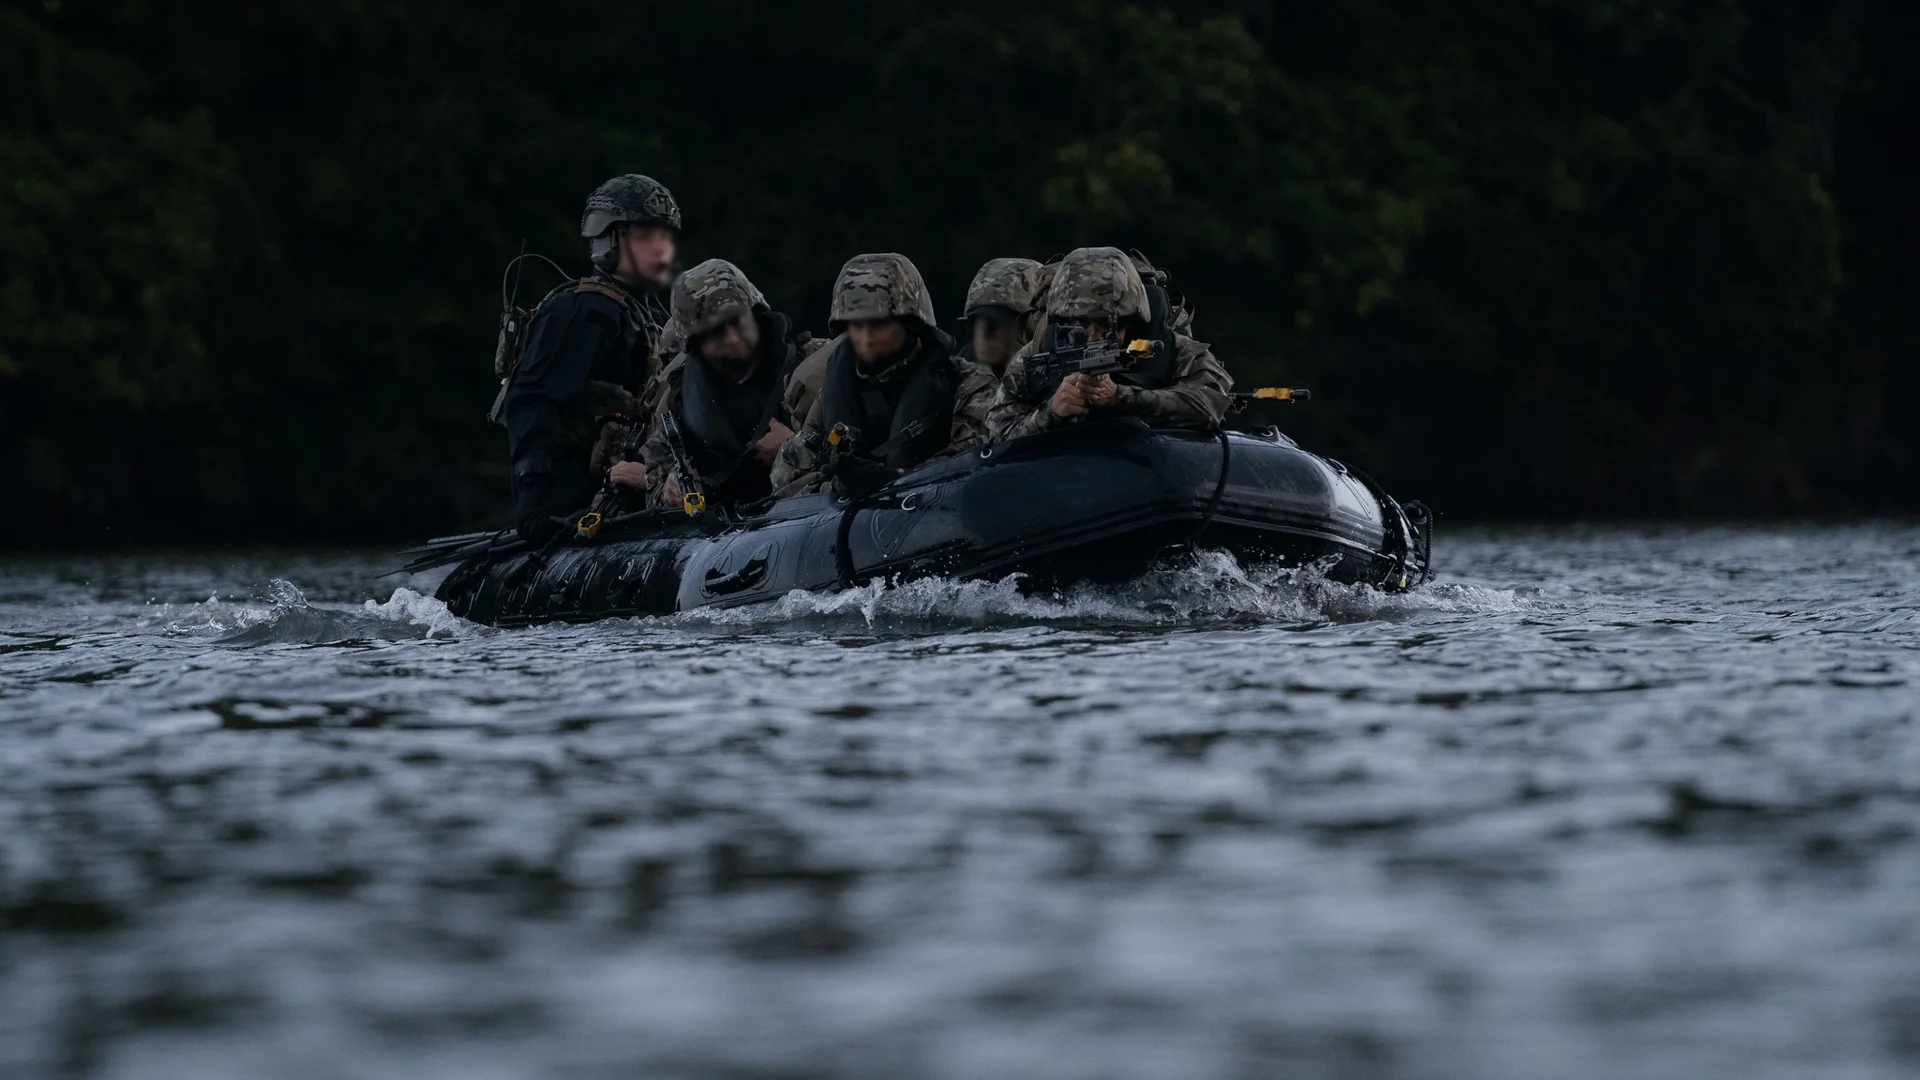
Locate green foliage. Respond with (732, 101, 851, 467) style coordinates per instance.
(0, 10, 235, 411)
(0, 0, 1911, 544)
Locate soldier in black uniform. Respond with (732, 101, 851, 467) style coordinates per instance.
(499, 174, 679, 542)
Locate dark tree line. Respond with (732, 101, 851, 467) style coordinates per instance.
(2, 0, 1913, 546)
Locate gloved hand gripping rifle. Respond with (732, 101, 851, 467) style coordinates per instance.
(799, 421, 933, 498)
(1024, 324, 1161, 399)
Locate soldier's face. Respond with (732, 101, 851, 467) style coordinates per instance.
(971, 318, 1015, 370)
(1076, 317, 1119, 341)
(617, 226, 677, 285)
(848, 319, 909, 364)
(698, 311, 761, 364)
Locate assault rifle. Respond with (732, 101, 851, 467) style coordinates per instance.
(1231, 387, 1312, 407)
(798, 420, 931, 497)
(581, 411, 650, 529)
(1221, 386, 1313, 436)
(799, 421, 858, 467)
(1025, 324, 1161, 397)
(659, 410, 710, 518)
(800, 421, 873, 496)
(614, 410, 649, 465)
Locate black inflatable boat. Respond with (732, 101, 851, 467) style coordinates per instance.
(407, 419, 1431, 627)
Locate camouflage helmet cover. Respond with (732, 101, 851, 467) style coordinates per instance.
(671, 258, 768, 339)
(580, 173, 682, 238)
(659, 318, 687, 357)
(963, 257, 1046, 321)
(1046, 246, 1151, 323)
(828, 253, 935, 330)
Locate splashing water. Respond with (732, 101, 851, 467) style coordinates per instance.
(678, 549, 1537, 633)
(150, 551, 1532, 644)
(146, 578, 474, 644)
(1, 526, 1917, 1080)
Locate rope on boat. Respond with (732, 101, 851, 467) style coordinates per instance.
(1190, 427, 1232, 545)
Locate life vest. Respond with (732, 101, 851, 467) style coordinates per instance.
(815, 328, 959, 471)
(669, 311, 797, 504)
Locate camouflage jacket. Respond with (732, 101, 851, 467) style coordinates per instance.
(580, 353, 683, 516)
(986, 333, 1233, 442)
(593, 323, 827, 513)
(632, 354, 689, 511)
(771, 353, 997, 497)
(780, 333, 834, 429)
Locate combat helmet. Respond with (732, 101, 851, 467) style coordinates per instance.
(582, 174, 681, 271)
(828, 253, 936, 332)
(962, 257, 1045, 325)
(1045, 247, 1151, 324)
(671, 259, 768, 341)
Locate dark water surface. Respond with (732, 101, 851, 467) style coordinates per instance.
(3, 526, 1918, 1079)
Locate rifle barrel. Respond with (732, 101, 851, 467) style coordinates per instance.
(660, 412, 710, 517)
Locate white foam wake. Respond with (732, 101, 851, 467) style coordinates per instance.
(159, 554, 1531, 643)
(673, 551, 1534, 632)
(158, 580, 475, 643)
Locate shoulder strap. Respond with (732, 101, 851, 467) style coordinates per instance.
(572, 279, 629, 304)
(572, 279, 658, 333)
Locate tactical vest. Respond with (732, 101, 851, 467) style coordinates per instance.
(815, 331, 959, 471)
(488, 276, 662, 426)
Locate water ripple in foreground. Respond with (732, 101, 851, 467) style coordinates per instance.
(0, 524, 1916, 1080)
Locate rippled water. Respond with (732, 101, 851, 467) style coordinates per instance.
(2, 525, 1918, 1079)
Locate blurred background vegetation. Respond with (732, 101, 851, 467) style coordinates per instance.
(2, 0, 1913, 546)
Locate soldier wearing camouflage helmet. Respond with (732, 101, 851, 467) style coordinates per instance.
(611, 259, 814, 511)
(770, 253, 998, 496)
(960, 257, 1048, 374)
(987, 246, 1232, 441)
(499, 173, 682, 542)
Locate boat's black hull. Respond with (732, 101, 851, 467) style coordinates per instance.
(430, 421, 1430, 627)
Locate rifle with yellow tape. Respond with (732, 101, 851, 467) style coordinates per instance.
(1024, 323, 1162, 397)
(1223, 385, 1312, 434)
(658, 409, 710, 519)
(1231, 386, 1312, 407)
(583, 410, 649, 520)
(797, 421, 885, 498)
